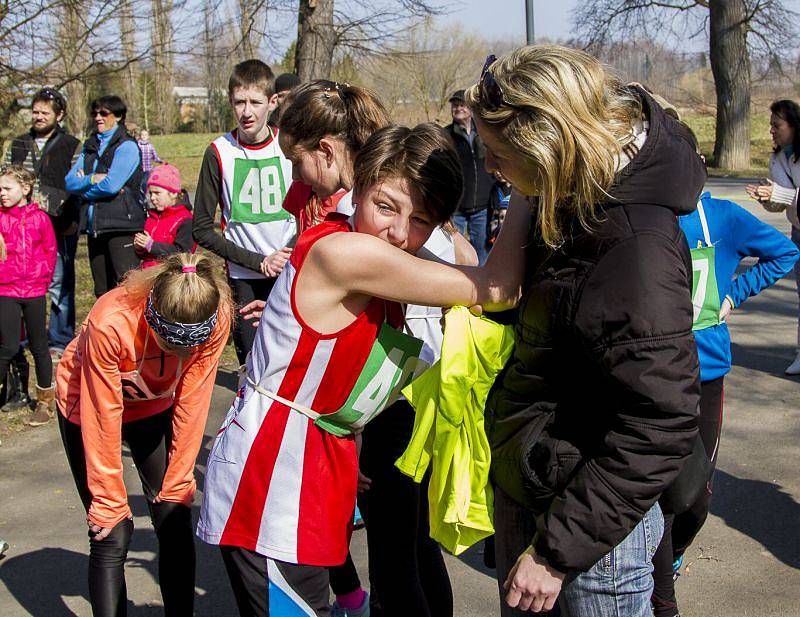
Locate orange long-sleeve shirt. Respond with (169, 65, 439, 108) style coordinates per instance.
(57, 286, 231, 528)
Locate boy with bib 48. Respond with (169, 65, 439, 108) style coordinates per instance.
(192, 59, 295, 364)
(198, 123, 530, 616)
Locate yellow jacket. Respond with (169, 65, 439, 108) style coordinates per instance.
(396, 307, 515, 555)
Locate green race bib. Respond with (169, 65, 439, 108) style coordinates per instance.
(230, 157, 291, 223)
(690, 245, 721, 330)
(314, 324, 428, 437)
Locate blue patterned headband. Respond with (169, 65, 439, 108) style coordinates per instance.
(145, 294, 218, 348)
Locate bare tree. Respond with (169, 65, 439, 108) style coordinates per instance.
(574, 0, 798, 170)
(120, 0, 140, 127)
(151, 0, 175, 133)
(294, 0, 448, 81)
(296, 0, 336, 80)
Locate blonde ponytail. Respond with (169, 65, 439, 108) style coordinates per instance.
(123, 253, 233, 326)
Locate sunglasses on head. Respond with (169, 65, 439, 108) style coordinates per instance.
(92, 109, 111, 118)
(479, 54, 523, 113)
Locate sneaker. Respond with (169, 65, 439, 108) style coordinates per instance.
(0, 540, 8, 557)
(353, 505, 365, 530)
(1, 393, 31, 413)
(786, 351, 800, 375)
(332, 592, 370, 617)
(672, 554, 684, 581)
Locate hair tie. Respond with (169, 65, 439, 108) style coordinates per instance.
(182, 265, 197, 273)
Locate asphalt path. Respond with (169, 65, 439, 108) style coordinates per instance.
(1, 178, 798, 615)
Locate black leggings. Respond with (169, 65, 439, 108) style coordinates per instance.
(0, 295, 51, 388)
(220, 545, 331, 616)
(358, 400, 453, 617)
(652, 376, 724, 617)
(229, 277, 276, 366)
(59, 410, 196, 617)
(88, 233, 142, 298)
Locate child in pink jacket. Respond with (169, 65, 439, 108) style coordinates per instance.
(0, 165, 57, 425)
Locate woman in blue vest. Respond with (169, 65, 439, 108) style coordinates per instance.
(66, 95, 146, 297)
(651, 191, 799, 617)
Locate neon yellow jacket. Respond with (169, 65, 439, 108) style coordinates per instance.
(396, 307, 515, 555)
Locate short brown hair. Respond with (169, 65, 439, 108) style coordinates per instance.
(228, 59, 276, 98)
(279, 80, 390, 154)
(0, 165, 36, 200)
(354, 123, 462, 224)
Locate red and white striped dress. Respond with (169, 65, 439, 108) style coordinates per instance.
(198, 214, 402, 566)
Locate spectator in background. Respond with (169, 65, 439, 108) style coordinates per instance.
(137, 128, 163, 176)
(746, 99, 800, 374)
(487, 171, 511, 249)
(445, 89, 494, 264)
(6, 87, 81, 355)
(66, 95, 146, 298)
(268, 72, 301, 128)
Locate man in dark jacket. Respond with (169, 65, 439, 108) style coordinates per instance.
(445, 90, 494, 264)
(6, 87, 81, 353)
(485, 89, 705, 615)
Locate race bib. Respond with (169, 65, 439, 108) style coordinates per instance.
(230, 157, 290, 223)
(314, 324, 428, 437)
(690, 245, 721, 330)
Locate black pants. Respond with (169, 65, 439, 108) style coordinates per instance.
(651, 376, 724, 617)
(230, 277, 276, 366)
(88, 233, 142, 298)
(220, 545, 331, 616)
(358, 400, 453, 617)
(328, 551, 361, 595)
(59, 410, 196, 617)
(0, 295, 51, 388)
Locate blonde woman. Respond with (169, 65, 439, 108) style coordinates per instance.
(56, 253, 233, 617)
(465, 46, 706, 615)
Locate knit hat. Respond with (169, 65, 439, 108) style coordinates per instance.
(146, 163, 181, 194)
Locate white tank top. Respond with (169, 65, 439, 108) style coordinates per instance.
(211, 129, 295, 279)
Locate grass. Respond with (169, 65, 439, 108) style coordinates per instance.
(682, 111, 773, 178)
(149, 132, 218, 191)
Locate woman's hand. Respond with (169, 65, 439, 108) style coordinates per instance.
(133, 232, 152, 252)
(720, 297, 733, 322)
(503, 545, 565, 613)
(90, 173, 108, 185)
(260, 247, 292, 277)
(240, 299, 267, 327)
(745, 179, 774, 202)
(87, 515, 131, 542)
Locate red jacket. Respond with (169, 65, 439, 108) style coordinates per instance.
(140, 194, 194, 268)
(0, 202, 56, 298)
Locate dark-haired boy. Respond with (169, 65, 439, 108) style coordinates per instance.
(6, 87, 81, 356)
(192, 60, 295, 364)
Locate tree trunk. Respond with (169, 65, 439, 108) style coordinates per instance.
(238, 0, 261, 59)
(120, 0, 139, 127)
(60, 0, 88, 138)
(295, 0, 336, 81)
(709, 0, 751, 170)
(151, 0, 175, 133)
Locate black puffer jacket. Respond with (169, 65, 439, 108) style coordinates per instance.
(486, 89, 706, 573)
(445, 122, 494, 214)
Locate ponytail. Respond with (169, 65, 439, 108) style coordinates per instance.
(279, 80, 390, 154)
(122, 253, 233, 327)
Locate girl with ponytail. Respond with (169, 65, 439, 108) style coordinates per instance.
(56, 252, 233, 617)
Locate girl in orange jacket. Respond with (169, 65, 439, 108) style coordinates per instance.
(56, 252, 233, 617)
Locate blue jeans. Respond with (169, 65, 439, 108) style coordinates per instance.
(494, 487, 663, 617)
(48, 233, 78, 350)
(453, 209, 489, 265)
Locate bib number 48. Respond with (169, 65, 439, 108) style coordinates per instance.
(231, 157, 290, 223)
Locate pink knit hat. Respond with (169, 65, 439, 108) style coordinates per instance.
(146, 163, 182, 193)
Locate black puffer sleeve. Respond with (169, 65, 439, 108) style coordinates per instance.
(533, 229, 701, 572)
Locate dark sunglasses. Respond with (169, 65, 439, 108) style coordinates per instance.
(92, 109, 112, 118)
(479, 54, 522, 113)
